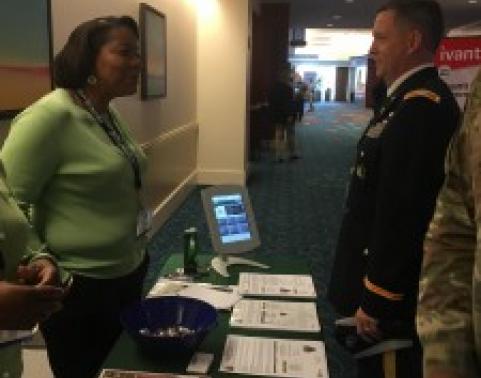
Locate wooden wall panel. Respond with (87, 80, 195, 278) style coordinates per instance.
(249, 3, 290, 159)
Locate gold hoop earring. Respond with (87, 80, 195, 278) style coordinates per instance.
(87, 75, 97, 85)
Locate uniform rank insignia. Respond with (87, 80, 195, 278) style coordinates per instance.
(366, 120, 387, 138)
(403, 89, 440, 103)
(356, 164, 366, 179)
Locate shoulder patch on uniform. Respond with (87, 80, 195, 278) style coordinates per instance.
(403, 89, 440, 103)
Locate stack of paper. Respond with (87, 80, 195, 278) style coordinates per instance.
(237, 273, 316, 298)
(230, 299, 321, 332)
(0, 326, 37, 347)
(177, 285, 241, 311)
(147, 279, 190, 297)
(219, 335, 329, 378)
(147, 279, 240, 310)
(99, 369, 207, 378)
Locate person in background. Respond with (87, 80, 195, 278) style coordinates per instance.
(308, 79, 315, 111)
(417, 69, 481, 378)
(0, 163, 64, 378)
(1, 16, 149, 378)
(268, 65, 299, 162)
(295, 81, 308, 122)
(327, 1, 460, 377)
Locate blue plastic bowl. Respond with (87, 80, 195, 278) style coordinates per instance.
(120, 296, 218, 355)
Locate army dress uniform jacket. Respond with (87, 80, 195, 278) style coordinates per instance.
(328, 67, 460, 325)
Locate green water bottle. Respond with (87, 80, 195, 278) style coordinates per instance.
(183, 227, 198, 275)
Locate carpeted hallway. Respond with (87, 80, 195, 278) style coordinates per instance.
(146, 101, 373, 378)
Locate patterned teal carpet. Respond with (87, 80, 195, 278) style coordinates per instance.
(146, 101, 372, 378)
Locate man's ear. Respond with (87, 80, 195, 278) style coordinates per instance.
(406, 29, 422, 54)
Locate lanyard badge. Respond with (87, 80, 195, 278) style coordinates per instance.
(75, 90, 142, 189)
(75, 90, 151, 237)
(136, 206, 153, 237)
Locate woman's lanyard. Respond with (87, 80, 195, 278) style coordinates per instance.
(75, 89, 142, 190)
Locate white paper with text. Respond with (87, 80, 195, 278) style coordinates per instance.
(238, 273, 316, 298)
(219, 335, 329, 378)
(230, 299, 321, 332)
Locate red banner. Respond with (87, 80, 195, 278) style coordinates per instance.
(435, 37, 481, 109)
(435, 37, 481, 69)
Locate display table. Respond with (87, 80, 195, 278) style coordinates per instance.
(100, 253, 323, 377)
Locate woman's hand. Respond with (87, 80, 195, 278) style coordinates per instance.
(17, 258, 60, 286)
(0, 281, 64, 329)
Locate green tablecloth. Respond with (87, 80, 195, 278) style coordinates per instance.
(101, 253, 323, 377)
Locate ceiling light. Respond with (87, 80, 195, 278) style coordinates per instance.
(346, 0, 354, 3)
(468, 0, 478, 3)
(333, 15, 342, 20)
(327, 23, 334, 27)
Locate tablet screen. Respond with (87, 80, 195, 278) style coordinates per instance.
(212, 194, 252, 244)
(202, 185, 260, 255)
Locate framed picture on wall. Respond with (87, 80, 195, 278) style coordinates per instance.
(0, 0, 53, 119)
(140, 3, 167, 99)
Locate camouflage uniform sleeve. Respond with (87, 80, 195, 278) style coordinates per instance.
(417, 70, 481, 378)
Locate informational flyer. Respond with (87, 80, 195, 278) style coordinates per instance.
(147, 279, 240, 310)
(219, 335, 329, 378)
(230, 299, 321, 332)
(99, 369, 206, 378)
(0, 327, 36, 347)
(237, 273, 316, 298)
(177, 284, 241, 310)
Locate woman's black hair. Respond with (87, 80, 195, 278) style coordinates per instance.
(54, 16, 138, 89)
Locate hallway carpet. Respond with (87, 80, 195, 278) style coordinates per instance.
(146, 101, 372, 378)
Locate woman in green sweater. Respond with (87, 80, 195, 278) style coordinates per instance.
(0, 164, 64, 378)
(1, 16, 148, 378)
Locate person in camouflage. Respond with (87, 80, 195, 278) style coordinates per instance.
(417, 68, 481, 378)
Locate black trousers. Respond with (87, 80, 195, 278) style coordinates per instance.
(41, 256, 148, 378)
(357, 338, 422, 378)
(295, 98, 305, 122)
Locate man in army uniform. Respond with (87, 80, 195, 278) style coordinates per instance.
(417, 69, 481, 378)
(328, 1, 460, 377)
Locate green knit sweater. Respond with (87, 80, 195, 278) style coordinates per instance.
(1, 88, 147, 279)
(0, 164, 29, 378)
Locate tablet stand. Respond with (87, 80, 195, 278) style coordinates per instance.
(211, 255, 270, 277)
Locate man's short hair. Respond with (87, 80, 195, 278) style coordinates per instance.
(377, 0, 444, 53)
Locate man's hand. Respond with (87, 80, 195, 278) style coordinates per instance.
(0, 281, 64, 329)
(17, 258, 60, 286)
(355, 307, 382, 341)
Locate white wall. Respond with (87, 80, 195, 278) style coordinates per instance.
(50, 0, 199, 231)
(1, 0, 252, 228)
(51, 0, 197, 143)
(448, 20, 481, 37)
(196, 0, 249, 185)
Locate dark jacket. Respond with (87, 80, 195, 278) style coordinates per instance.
(268, 81, 295, 124)
(328, 67, 460, 323)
